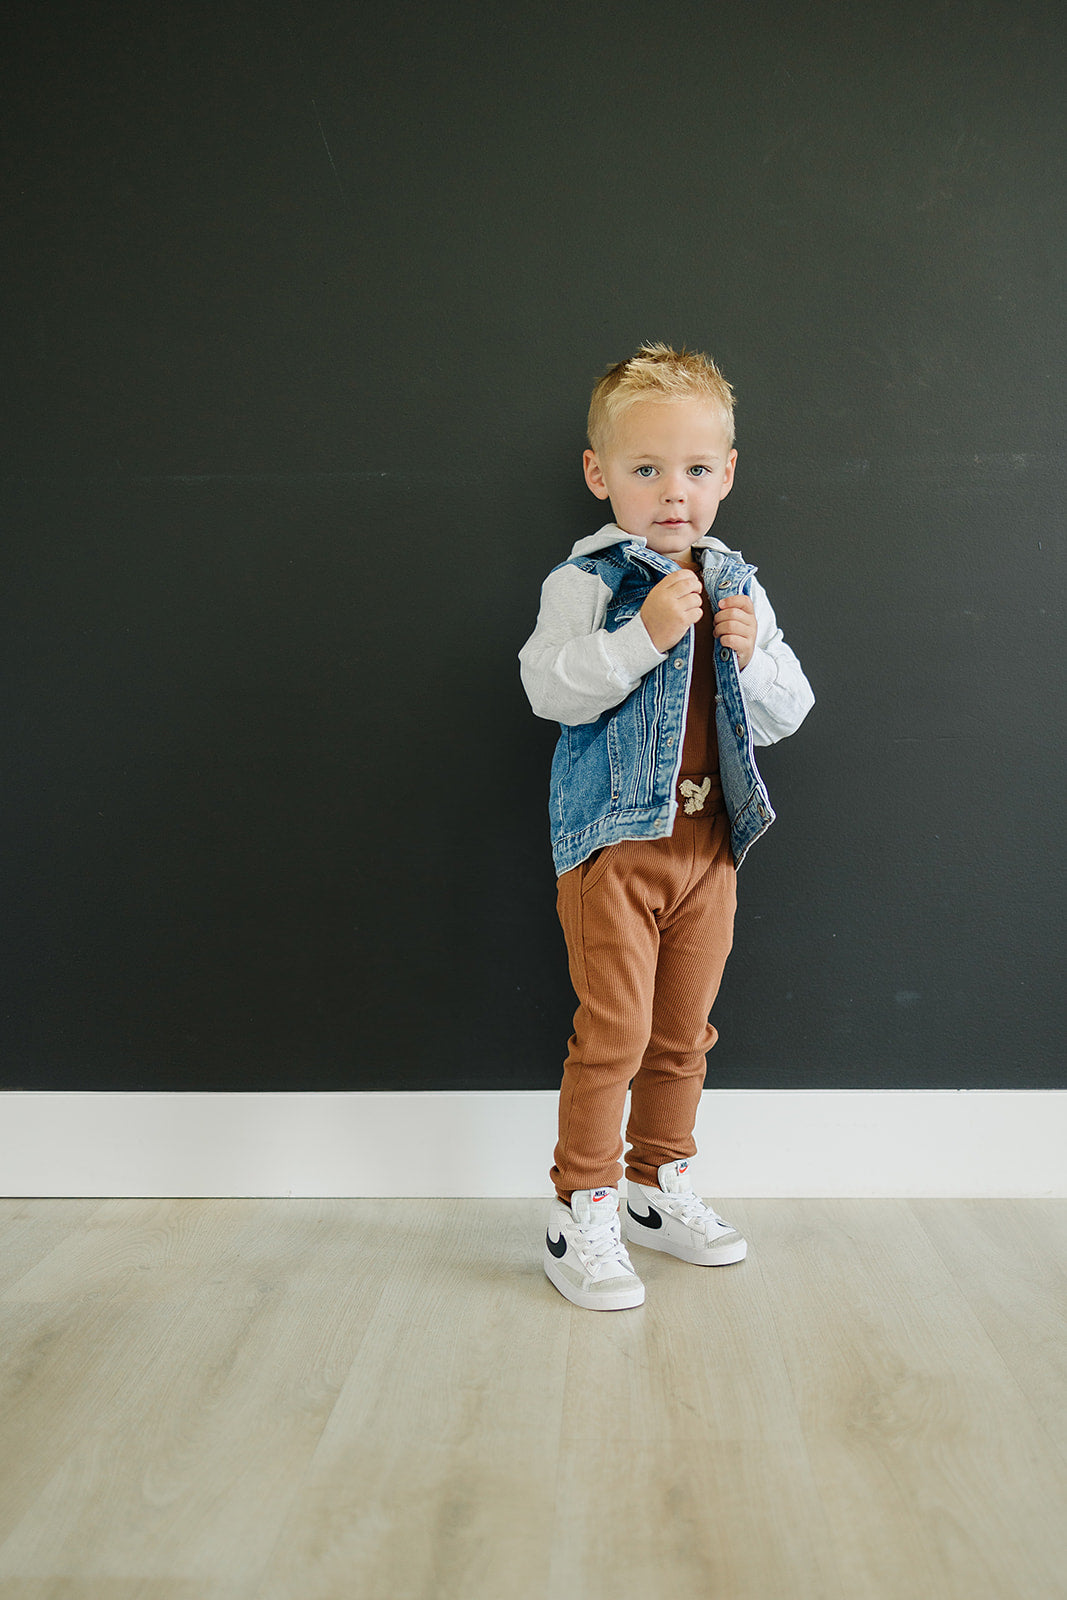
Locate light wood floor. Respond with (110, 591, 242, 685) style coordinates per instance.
(0, 1198, 1065, 1600)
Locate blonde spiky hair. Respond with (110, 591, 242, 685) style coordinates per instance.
(587, 341, 736, 455)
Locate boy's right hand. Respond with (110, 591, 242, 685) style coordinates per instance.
(640, 570, 704, 653)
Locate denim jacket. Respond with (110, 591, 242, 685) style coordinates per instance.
(519, 524, 814, 875)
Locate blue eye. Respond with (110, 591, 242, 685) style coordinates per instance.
(635, 465, 656, 478)
(689, 465, 709, 477)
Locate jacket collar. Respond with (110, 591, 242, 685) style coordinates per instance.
(569, 523, 740, 562)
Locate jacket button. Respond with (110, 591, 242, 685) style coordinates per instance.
(735, 724, 744, 737)
(673, 659, 684, 669)
(720, 649, 730, 661)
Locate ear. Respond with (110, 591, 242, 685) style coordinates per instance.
(718, 449, 738, 501)
(583, 448, 611, 501)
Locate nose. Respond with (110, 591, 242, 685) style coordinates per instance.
(661, 477, 687, 502)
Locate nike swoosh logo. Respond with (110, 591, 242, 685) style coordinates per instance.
(546, 1230, 567, 1258)
(627, 1202, 663, 1230)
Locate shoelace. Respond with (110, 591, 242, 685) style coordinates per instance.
(659, 1190, 731, 1238)
(572, 1214, 633, 1272)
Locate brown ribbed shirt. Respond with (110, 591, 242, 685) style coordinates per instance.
(678, 592, 720, 781)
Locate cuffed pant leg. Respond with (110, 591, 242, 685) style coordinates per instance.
(625, 810, 737, 1189)
(551, 846, 659, 1202)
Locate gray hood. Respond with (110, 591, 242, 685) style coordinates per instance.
(569, 522, 740, 562)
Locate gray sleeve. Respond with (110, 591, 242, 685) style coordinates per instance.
(737, 575, 815, 745)
(518, 564, 666, 726)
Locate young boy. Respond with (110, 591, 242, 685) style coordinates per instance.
(519, 343, 814, 1311)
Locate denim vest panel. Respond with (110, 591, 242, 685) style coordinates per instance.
(549, 541, 774, 875)
(704, 549, 776, 867)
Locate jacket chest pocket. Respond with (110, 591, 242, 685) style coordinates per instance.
(605, 599, 646, 634)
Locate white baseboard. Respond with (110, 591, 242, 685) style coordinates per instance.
(0, 1089, 1064, 1198)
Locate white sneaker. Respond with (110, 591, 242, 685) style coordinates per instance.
(544, 1188, 645, 1310)
(625, 1160, 748, 1266)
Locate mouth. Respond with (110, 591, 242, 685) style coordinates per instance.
(656, 518, 689, 528)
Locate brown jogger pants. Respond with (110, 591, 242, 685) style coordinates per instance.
(551, 792, 737, 1201)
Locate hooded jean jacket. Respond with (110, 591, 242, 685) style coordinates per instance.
(519, 524, 814, 876)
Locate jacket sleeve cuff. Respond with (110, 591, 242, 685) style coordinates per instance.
(604, 613, 667, 687)
(739, 646, 776, 704)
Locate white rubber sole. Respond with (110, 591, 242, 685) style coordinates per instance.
(543, 1248, 646, 1310)
(625, 1222, 748, 1266)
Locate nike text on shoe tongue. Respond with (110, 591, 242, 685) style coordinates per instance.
(570, 1187, 620, 1225)
(657, 1159, 694, 1195)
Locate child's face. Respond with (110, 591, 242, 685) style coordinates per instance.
(583, 397, 737, 563)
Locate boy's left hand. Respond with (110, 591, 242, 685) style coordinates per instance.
(713, 594, 758, 670)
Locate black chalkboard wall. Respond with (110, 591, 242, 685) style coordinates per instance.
(3, 2, 1063, 1091)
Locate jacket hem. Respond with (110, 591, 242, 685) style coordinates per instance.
(551, 802, 676, 877)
